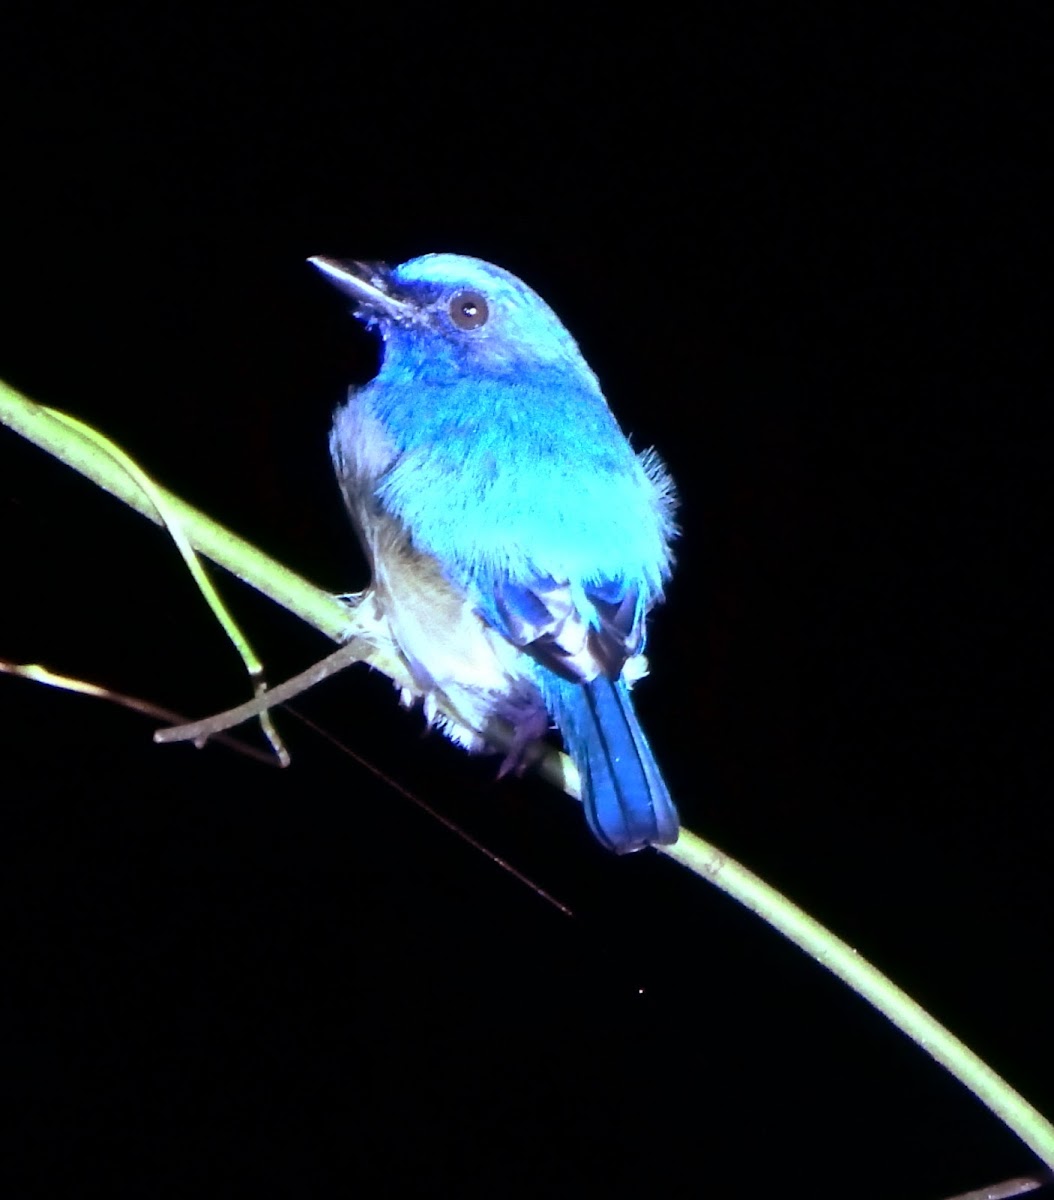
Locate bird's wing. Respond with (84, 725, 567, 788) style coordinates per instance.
(485, 574, 642, 684)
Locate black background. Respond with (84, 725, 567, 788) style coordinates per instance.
(2, 6, 1051, 1197)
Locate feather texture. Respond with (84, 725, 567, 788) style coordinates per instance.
(316, 252, 680, 852)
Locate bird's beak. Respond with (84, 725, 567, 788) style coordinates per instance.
(307, 256, 415, 320)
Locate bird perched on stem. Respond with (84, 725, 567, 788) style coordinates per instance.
(311, 252, 679, 853)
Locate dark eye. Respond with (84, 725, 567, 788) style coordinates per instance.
(448, 289, 489, 330)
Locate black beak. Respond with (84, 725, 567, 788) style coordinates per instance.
(307, 256, 414, 319)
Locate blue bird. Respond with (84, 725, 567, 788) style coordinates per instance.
(310, 252, 679, 853)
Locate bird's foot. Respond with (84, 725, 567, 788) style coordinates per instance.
(493, 698, 551, 779)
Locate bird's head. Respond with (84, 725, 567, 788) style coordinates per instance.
(309, 252, 600, 384)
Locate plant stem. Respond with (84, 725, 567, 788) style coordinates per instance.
(3, 374, 1053, 1169)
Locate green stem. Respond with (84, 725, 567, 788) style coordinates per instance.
(0, 378, 350, 643)
(3, 375, 1053, 1169)
(661, 832, 1054, 1166)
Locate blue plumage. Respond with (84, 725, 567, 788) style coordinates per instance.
(312, 252, 679, 852)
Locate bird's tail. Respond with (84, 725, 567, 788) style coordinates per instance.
(554, 675, 679, 854)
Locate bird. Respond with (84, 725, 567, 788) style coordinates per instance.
(310, 252, 679, 853)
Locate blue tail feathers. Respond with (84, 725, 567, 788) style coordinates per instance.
(557, 676, 679, 853)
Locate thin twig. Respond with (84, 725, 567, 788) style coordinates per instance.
(940, 1172, 1050, 1200)
(0, 659, 279, 766)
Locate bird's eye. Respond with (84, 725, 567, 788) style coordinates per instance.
(448, 290, 489, 330)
